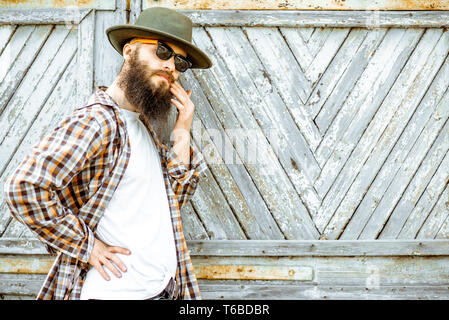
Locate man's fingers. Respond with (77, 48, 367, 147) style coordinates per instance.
(105, 251, 128, 273)
(171, 98, 185, 111)
(100, 257, 122, 279)
(93, 261, 110, 281)
(109, 246, 131, 255)
(170, 87, 185, 103)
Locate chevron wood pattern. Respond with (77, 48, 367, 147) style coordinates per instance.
(179, 26, 449, 241)
(1, 24, 448, 242)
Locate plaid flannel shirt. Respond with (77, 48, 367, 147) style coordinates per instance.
(4, 88, 207, 300)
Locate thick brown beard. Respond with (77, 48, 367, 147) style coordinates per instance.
(116, 47, 173, 132)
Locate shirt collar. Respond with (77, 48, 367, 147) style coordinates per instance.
(88, 87, 165, 152)
(86, 86, 120, 109)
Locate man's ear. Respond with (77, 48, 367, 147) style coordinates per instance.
(122, 42, 133, 60)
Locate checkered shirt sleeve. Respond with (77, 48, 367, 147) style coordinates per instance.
(3, 107, 105, 263)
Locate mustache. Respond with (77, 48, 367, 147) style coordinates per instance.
(153, 70, 175, 83)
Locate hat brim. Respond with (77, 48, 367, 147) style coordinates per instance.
(106, 25, 212, 69)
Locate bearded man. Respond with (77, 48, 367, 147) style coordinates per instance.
(3, 7, 212, 300)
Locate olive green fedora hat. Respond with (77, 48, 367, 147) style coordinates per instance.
(106, 7, 212, 69)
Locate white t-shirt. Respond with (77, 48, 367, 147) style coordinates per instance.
(80, 108, 177, 300)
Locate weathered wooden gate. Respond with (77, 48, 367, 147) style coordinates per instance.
(0, 0, 448, 299)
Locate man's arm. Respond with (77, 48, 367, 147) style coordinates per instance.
(165, 139, 207, 208)
(167, 81, 207, 208)
(3, 107, 105, 263)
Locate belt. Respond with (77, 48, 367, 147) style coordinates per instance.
(146, 277, 179, 300)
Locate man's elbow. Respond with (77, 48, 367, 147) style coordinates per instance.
(3, 174, 27, 223)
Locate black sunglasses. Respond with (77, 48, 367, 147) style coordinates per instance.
(129, 39, 192, 72)
(156, 41, 192, 73)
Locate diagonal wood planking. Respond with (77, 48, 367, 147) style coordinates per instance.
(191, 27, 319, 240)
(184, 25, 449, 240)
(1, 23, 448, 241)
(210, 26, 321, 216)
(398, 145, 449, 239)
(431, 185, 449, 240)
(0, 25, 78, 237)
(329, 29, 449, 240)
(181, 71, 284, 239)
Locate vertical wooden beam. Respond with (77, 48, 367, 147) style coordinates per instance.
(76, 9, 95, 108)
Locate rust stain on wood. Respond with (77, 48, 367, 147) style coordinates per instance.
(145, 0, 449, 10)
(52, 0, 94, 7)
(1, 0, 96, 8)
(0, 257, 314, 280)
(194, 264, 313, 280)
(0, 257, 54, 274)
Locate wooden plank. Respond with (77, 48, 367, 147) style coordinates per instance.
(0, 24, 55, 141)
(183, 119, 249, 241)
(194, 264, 314, 281)
(326, 29, 449, 239)
(338, 39, 449, 240)
(198, 283, 449, 300)
(180, 200, 209, 241)
(1, 239, 449, 256)
(189, 165, 247, 240)
(302, 28, 350, 87)
(313, 28, 385, 131)
(187, 240, 449, 256)
(435, 206, 449, 239)
(0, 255, 54, 274)
(0, 25, 35, 114)
(302, 27, 333, 62)
(244, 27, 323, 152)
(1, 218, 27, 239)
(144, 1, 449, 11)
(1, 246, 448, 275)
(0, 8, 92, 25)
(2, 251, 448, 299)
(181, 71, 285, 240)
(75, 9, 95, 109)
(182, 119, 249, 241)
(0, 54, 78, 238)
(0, 239, 48, 254)
(0, 274, 46, 296)
(188, 98, 284, 240)
(380, 120, 449, 239)
(0, 294, 35, 300)
(0, 24, 15, 57)
(191, 27, 319, 240)
(0, 27, 76, 231)
(1, 255, 448, 299)
(414, 181, 449, 239)
(0, 1, 114, 10)
(278, 27, 315, 73)
(195, 254, 449, 286)
(314, 28, 404, 168)
(299, 27, 315, 43)
(129, 0, 142, 25)
(93, 1, 127, 89)
(244, 27, 311, 103)
(178, 10, 449, 28)
(0, 25, 73, 175)
(208, 26, 321, 216)
(359, 69, 449, 239)
(315, 27, 421, 189)
(314, 28, 423, 233)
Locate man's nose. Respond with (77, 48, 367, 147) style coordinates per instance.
(161, 56, 176, 72)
